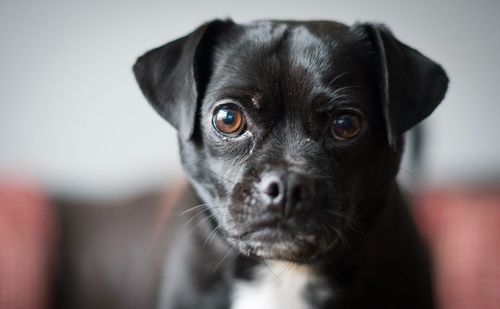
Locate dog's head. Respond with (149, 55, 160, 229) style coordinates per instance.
(134, 19, 448, 262)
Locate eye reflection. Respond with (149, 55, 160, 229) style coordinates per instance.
(212, 105, 246, 137)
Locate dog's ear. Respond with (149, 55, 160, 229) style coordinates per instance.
(354, 23, 449, 148)
(133, 19, 233, 140)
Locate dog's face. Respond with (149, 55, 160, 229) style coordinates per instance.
(134, 20, 448, 262)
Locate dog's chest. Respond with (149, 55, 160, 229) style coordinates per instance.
(231, 261, 332, 309)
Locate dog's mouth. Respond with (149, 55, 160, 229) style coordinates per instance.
(224, 217, 340, 263)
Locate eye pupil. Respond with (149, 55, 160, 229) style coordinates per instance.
(223, 110, 235, 125)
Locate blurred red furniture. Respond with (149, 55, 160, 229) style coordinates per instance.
(0, 177, 56, 309)
(413, 188, 500, 309)
(0, 178, 499, 308)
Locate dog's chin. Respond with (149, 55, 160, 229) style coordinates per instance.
(227, 228, 332, 263)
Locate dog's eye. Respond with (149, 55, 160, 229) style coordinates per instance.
(212, 105, 246, 137)
(331, 111, 363, 140)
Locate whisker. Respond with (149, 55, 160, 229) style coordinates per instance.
(212, 247, 235, 274)
(329, 85, 359, 98)
(182, 208, 211, 230)
(283, 261, 295, 277)
(203, 224, 223, 248)
(176, 205, 226, 218)
(327, 71, 352, 87)
(183, 212, 218, 238)
(323, 209, 351, 220)
(323, 208, 366, 239)
(176, 203, 208, 218)
(327, 94, 352, 101)
(207, 169, 235, 185)
(330, 225, 350, 250)
(262, 260, 281, 282)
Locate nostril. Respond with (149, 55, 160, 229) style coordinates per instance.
(264, 182, 281, 199)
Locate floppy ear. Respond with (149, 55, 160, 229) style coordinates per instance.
(133, 19, 233, 140)
(356, 23, 449, 148)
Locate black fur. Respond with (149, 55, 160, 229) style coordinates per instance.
(134, 19, 448, 308)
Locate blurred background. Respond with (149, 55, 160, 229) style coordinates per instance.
(1, 0, 500, 197)
(1, 1, 499, 309)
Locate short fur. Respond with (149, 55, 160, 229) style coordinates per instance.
(134, 19, 448, 309)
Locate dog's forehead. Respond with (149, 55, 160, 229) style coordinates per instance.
(207, 20, 369, 108)
(213, 20, 350, 79)
(238, 20, 351, 46)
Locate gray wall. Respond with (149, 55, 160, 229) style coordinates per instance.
(1, 0, 499, 196)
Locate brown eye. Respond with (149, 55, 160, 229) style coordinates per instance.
(331, 112, 363, 140)
(212, 105, 246, 137)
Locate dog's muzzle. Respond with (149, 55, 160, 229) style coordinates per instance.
(223, 168, 342, 262)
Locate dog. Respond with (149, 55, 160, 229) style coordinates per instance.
(134, 19, 448, 309)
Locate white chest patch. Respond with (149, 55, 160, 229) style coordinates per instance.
(231, 261, 329, 309)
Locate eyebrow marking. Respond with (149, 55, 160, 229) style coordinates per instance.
(252, 95, 261, 110)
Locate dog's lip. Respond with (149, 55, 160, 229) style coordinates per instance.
(245, 216, 282, 231)
(235, 225, 319, 245)
(227, 226, 324, 262)
(232, 215, 321, 244)
(235, 217, 285, 238)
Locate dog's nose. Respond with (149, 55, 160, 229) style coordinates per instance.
(259, 172, 313, 218)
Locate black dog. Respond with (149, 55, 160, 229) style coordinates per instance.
(134, 19, 448, 309)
